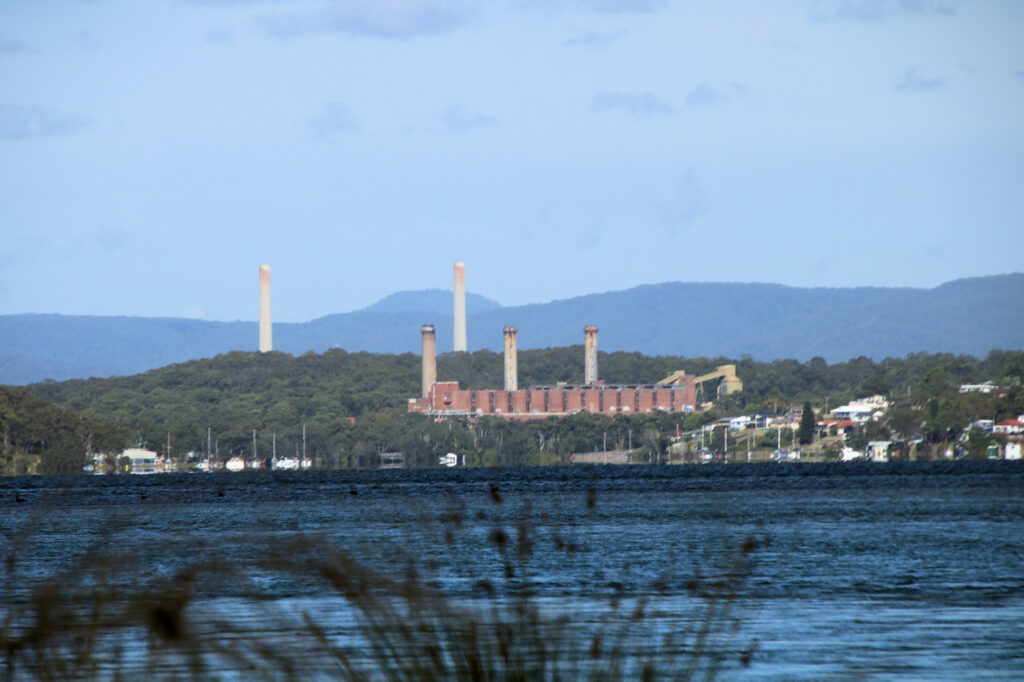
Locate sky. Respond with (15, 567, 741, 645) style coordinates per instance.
(1, 0, 1022, 323)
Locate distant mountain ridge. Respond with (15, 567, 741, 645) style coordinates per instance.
(1, 274, 1021, 385)
(361, 289, 502, 314)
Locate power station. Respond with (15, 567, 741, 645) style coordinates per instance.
(409, 260, 742, 418)
(409, 325, 701, 419)
(255, 259, 742, 414)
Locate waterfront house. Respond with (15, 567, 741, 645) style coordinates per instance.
(866, 441, 892, 462)
(994, 418, 1024, 436)
(122, 448, 159, 474)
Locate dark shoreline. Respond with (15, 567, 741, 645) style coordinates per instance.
(3, 459, 1023, 508)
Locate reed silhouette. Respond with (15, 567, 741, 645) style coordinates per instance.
(1, 485, 764, 680)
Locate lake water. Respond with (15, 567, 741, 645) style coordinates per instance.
(2, 461, 1023, 679)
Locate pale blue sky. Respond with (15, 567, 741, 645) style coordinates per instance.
(1, 0, 1022, 322)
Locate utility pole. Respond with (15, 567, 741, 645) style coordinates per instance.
(253, 429, 257, 461)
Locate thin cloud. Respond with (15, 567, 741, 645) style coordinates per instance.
(0, 39, 32, 55)
(69, 30, 102, 50)
(309, 102, 360, 138)
(96, 226, 129, 252)
(255, 1, 475, 40)
(510, 0, 664, 13)
(563, 29, 625, 49)
(441, 104, 498, 134)
(0, 103, 93, 141)
(659, 169, 706, 231)
(674, 171, 706, 228)
(686, 82, 746, 107)
(894, 66, 947, 92)
(686, 83, 727, 107)
(185, 0, 297, 5)
(590, 91, 673, 118)
(575, 0, 665, 13)
(206, 27, 235, 44)
(574, 218, 606, 252)
(809, 0, 955, 23)
(1014, 69, 1024, 82)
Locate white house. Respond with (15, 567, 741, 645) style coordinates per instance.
(831, 405, 873, 424)
(122, 448, 159, 474)
(959, 382, 996, 394)
(841, 447, 864, 462)
(969, 419, 994, 435)
(866, 441, 892, 462)
(439, 452, 462, 467)
(831, 396, 888, 425)
(993, 418, 1024, 436)
(727, 416, 751, 431)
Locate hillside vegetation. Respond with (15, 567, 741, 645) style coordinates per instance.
(0, 387, 129, 475)
(16, 347, 1024, 472)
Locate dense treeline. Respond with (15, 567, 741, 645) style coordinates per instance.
(15, 347, 1024, 471)
(0, 387, 130, 475)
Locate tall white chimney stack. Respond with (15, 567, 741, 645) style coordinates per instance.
(584, 325, 598, 385)
(503, 326, 518, 391)
(421, 324, 437, 398)
(258, 264, 272, 353)
(453, 261, 467, 352)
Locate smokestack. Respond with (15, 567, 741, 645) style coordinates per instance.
(584, 325, 598, 385)
(453, 261, 467, 352)
(258, 264, 272, 353)
(421, 324, 437, 398)
(503, 325, 518, 391)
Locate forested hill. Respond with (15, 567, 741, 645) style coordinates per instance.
(2, 274, 1022, 385)
(0, 386, 130, 475)
(22, 347, 1024, 467)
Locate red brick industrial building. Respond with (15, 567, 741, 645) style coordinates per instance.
(408, 324, 696, 420)
(408, 380, 696, 419)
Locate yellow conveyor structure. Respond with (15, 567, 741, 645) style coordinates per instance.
(657, 364, 743, 401)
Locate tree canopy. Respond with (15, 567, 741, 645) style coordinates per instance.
(0, 386, 130, 475)
(8, 347, 1022, 472)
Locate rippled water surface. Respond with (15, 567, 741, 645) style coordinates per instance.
(3, 461, 1023, 679)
